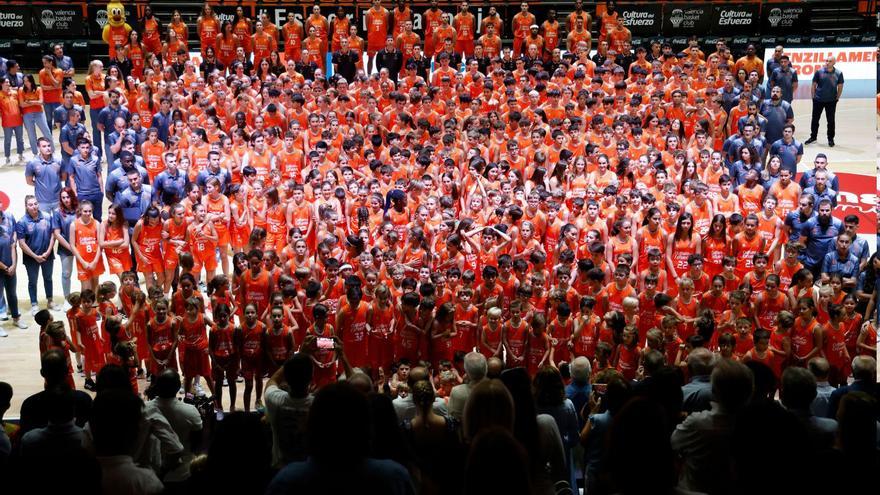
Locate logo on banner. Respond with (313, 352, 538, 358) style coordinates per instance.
(767, 8, 782, 27)
(766, 6, 803, 29)
(0, 12, 26, 28)
(670, 9, 684, 28)
(718, 8, 754, 26)
(40, 8, 79, 31)
(835, 173, 878, 234)
(217, 12, 235, 24)
(41, 10, 56, 29)
(95, 9, 108, 28)
(621, 10, 657, 27)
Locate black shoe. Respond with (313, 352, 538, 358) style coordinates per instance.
(828, 139, 835, 147)
(84, 378, 96, 392)
(804, 137, 817, 145)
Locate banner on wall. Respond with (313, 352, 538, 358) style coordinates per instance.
(616, 3, 662, 36)
(662, 4, 712, 36)
(0, 5, 33, 37)
(34, 6, 85, 37)
(765, 46, 877, 98)
(711, 3, 760, 35)
(834, 173, 877, 235)
(761, 3, 810, 34)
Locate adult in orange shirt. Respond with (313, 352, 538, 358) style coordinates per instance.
(423, 0, 446, 56)
(567, 16, 592, 54)
(19, 76, 52, 157)
(282, 12, 304, 63)
(259, 12, 280, 46)
(167, 10, 189, 50)
(598, 1, 619, 42)
(330, 6, 351, 53)
(734, 44, 765, 83)
(0, 79, 24, 163)
(252, 20, 278, 71)
(233, 6, 253, 57)
(304, 26, 326, 72)
(453, 1, 476, 56)
(139, 5, 162, 55)
(535, 18, 560, 61)
(478, 23, 502, 60)
(607, 19, 632, 56)
(39, 56, 64, 130)
(305, 4, 329, 50)
(432, 15, 456, 57)
(568, 0, 592, 32)
(347, 24, 366, 69)
(197, 4, 221, 58)
(391, 0, 412, 39)
(396, 20, 421, 62)
(365, 0, 391, 73)
(216, 21, 239, 70)
(511, 2, 535, 56)
(480, 5, 503, 37)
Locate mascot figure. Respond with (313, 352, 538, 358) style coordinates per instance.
(102, 2, 132, 59)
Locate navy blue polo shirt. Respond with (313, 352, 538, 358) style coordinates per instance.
(812, 68, 843, 102)
(15, 211, 53, 256)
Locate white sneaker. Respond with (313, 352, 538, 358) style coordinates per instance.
(0, 328, 8, 337)
(195, 383, 206, 397)
(13, 319, 27, 329)
(0, 312, 8, 321)
(48, 301, 61, 312)
(30, 305, 39, 317)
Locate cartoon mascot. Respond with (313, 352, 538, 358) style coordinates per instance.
(102, 2, 132, 59)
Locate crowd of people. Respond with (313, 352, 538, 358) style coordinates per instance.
(0, 0, 877, 493)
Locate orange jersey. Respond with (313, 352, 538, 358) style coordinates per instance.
(454, 13, 476, 41)
(141, 140, 166, 181)
(366, 7, 390, 46)
(74, 219, 100, 264)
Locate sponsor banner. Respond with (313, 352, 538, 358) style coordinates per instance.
(766, 46, 877, 98)
(212, 5, 243, 27)
(34, 6, 85, 37)
(87, 3, 136, 41)
(761, 3, 810, 34)
(766, 46, 877, 79)
(711, 3, 760, 35)
(662, 4, 711, 36)
(616, 3, 662, 36)
(834, 173, 877, 235)
(0, 5, 33, 37)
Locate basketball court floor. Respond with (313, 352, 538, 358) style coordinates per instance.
(0, 97, 876, 417)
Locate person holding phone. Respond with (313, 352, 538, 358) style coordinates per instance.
(579, 371, 631, 495)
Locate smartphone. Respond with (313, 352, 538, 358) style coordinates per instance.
(593, 383, 608, 396)
(316, 337, 335, 349)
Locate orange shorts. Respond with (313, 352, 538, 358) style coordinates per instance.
(163, 248, 186, 271)
(231, 225, 250, 251)
(139, 255, 164, 274)
(264, 233, 286, 254)
(193, 251, 218, 273)
(105, 251, 132, 274)
(76, 259, 105, 281)
(215, 227, 230, 247)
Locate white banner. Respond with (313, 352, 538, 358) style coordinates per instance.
(765, 46, 877, 79)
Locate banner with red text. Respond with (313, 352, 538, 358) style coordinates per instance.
(766, 46, 877, 99)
